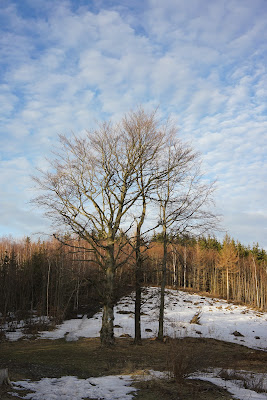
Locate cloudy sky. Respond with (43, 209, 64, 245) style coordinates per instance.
(0, 0, 266, 248)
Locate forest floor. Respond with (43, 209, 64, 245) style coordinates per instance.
(1, 336, 267, 400)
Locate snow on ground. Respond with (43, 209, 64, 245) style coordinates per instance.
(189, 369, 267, 400)
(2, 316, 50, 342)
(11, 371, 168, 400)
(10, 369, 267, 400)
(12, 375, 136, 400)
(36, 287, 267, 351)
(3, 288, 267, 400)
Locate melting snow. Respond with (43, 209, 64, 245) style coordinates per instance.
(11, 371, 169, 400)
(4, 287, 267, 400)
(12, 375, 136, 400)
(189, 369, 267, 400)
(10, 369, 267, 400)
(37, 287, 267, 351)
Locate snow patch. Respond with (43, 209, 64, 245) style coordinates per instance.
(12, 375, 136, 400)
(39, 287, 267, 351)
(189, 369, 267, 400)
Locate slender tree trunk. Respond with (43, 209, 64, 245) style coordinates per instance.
(252, 256, 260, 308)
(226, 265, 229, 301)
(134, 230, 142, 344)
(158, 212, 167, 340)
(172, 245, 177, 286)
(134, 261, 142, 343)
(134, 181, 146, 345)
(183, 245, 187, 289)
(46, 259, 51, 317)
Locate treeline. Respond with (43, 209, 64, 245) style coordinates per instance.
(0, 234, 266, 325)
(148, 234, 267, 309)
(0, 236, 104, 323)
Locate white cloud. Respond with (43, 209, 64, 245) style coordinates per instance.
(0, 0, 266, 247)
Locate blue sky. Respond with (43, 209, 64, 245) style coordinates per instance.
(0, 0, 266, 248)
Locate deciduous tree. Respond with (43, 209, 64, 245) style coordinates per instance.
(155, 134, 218, 340)
(33, 108, 166, 345)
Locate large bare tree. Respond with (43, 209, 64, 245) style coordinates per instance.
(32, 107, 167, 345)
(33, 107, 218, 345)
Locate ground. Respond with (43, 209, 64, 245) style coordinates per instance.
(1, 337, 266, 399)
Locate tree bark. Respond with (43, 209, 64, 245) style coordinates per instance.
(134, 232, 142, 344)
(183, 245, 187, 289)
(0, 369, 11, 386)
(158, 211, 167, 340)
(100, 244, 115, 346)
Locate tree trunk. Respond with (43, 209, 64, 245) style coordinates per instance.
(134, 183, 146, 345)
(172, 245, 177, 286)
(134, 233, 142, 344)
(252, 256, 260, 308)
(226, 265, 229, 301)
(183, 245, 187, 289)
(100, 244, 115, 346)
(0, 369, 11, 386)
(46, 259, 51, 317)
(158, 215, 167, 341)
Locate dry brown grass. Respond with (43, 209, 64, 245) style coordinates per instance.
(0, 337, 266, 399)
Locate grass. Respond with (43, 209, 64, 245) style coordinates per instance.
(134, 378, 234, 400)
(1, 337, 267, 399)
(218, 369, 267, 394)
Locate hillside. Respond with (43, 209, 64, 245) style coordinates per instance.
(1, 287, 267, 399)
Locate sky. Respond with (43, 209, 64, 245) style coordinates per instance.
(0, 0, 266, 248)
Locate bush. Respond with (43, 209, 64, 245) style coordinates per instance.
(167, 338, 205, 383)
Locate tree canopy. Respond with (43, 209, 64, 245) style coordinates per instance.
(32, 107, 218, 345)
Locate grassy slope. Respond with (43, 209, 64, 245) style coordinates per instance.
(1, 337, 267, 399)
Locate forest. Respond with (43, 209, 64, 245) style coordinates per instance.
(1, 233, 266, 329)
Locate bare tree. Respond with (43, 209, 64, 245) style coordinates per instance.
(155, 135, 218, 340)
(121, 111, 178, 344)
(32, 108, 167, 345)
(32, 107, 219, 345)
